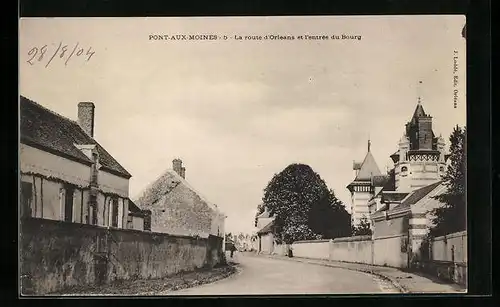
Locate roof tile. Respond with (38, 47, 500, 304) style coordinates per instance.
(20, 96, 132, 178)
(392, 181, 443, 211)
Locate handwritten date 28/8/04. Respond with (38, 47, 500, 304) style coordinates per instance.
(27, 42, 95, 68)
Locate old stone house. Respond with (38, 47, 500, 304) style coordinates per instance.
(134, 159, 226, 239)
(19, 96, 149, 230)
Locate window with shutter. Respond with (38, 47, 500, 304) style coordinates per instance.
(111, 198, 119, 227)
(21, 182, 33, 218)
(64, 185, 74, 222)
(89, 195, 97, 225)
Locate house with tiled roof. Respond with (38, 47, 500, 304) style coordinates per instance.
(134, 159, 226, 239)
(19, 96, 149, 230)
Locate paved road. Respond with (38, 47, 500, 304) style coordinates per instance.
(166, 253, 398, 295)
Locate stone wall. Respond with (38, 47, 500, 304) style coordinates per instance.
(431, 231, 467, 263)
(291, 240, 330, 260)
(330, 235, 373, 264)
(287, 234, 408, 268)
(373, 234, 408, 267)
(372, 214, 409, 268)
(20, 217, 224, 295)
(273, 244, 288, 256)
(414, 231, 467, 286)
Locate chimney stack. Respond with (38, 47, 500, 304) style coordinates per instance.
(172, 159, 185, 179)
(78, 102, 95, 137)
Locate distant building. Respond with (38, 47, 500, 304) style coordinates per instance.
(255, 206, 276, 254)
(250, 233, 259, 251)
(19, 96, 148, 230)
(135, 159, 226, 239)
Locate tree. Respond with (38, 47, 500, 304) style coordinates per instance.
(262, 163, 352, 244)
(352, 217, 372, 236)
(224, 232, 233, 241)
(309, 189, 352, 238)
(430, 126, 466, 237)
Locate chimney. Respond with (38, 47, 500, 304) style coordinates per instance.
(78, 102, 95, 137)
(172, 159, 185, 179)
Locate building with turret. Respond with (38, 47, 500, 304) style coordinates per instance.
(390, 99, 448, 193)
(347, 99, 448, 229)
(344, 97, 455, 268)
(346, 140, 389, 226)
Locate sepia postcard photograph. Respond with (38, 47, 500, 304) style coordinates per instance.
(19, 15, 467, 296)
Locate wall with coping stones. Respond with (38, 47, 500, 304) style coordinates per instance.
(20, 217, 224, 295)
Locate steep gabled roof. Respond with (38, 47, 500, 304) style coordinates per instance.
(412, 103, 427, 121)
(20, 96, 132, 178)
(381, 191, 409, 203)
(135, 169, 221, 213)
(354, 151, 382, 181)
(128, 200, 143, 213)
(257, 220, 274, 235)
(391, 181, 443, 211)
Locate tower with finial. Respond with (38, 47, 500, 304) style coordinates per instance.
(390, 81, 448, 192)
(417, 80, 423, 105)
(347, 139, 383, 226)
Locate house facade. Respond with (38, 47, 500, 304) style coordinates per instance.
(19, 96, 149, 230)
(256, 206, 276, 254)
(134, 159, 226, 239)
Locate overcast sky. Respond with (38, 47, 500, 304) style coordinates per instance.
(19, 16, 466, 235)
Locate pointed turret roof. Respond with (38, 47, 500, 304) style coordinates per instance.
(347, 141, 383, 191)
(355, 150, 382, 181)
(410, 102, 427, 124)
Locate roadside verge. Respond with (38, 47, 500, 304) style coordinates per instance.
(50, 263, 238, 296)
